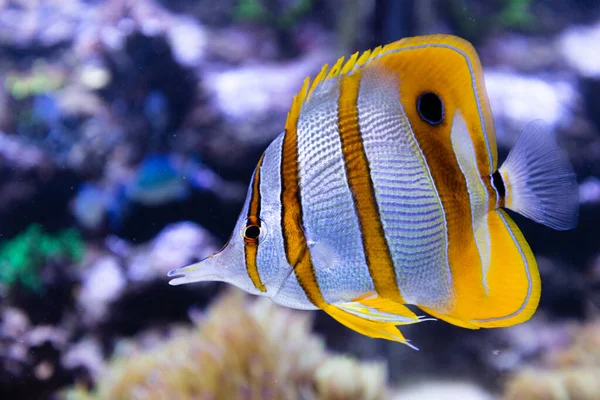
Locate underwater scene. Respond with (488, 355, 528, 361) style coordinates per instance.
(1, 0, 600, 399)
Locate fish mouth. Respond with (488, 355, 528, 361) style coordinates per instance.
(167, 254, 225, 286)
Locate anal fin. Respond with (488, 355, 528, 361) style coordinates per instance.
(423, 209, 540, 329)
(418, 306, 479, 330)
(323, 294, 430, 349)
(338, 295, 425, 325)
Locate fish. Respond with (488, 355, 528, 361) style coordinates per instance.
(168, 34, 579, 349)
(125, 153, 190, 206)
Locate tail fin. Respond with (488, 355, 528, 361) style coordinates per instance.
(498, 120, 579, 230)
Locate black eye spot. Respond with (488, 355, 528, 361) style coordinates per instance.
(244, 225, 261, 240)
(417, 92, 444, 125)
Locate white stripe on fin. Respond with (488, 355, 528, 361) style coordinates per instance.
(450, 113, 492, 293)
(337, 301, 434, 324)
(472, 209, 533, 324)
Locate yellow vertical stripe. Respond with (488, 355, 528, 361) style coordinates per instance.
(244, 154, 266, 292)
(337, 72, 404, 303)
(281, 82, 325, 307)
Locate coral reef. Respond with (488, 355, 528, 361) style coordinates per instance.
(0, 307, 75, 399)
(503, 322, 600, 400)
(65, 289, 388, 400)
(0, 222, 222, 399)
(0, 224, 83, 292)
(1, 0, 600, 398)
(392, 381, 493, 400)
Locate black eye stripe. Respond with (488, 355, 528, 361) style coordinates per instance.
(245, 225, 261, 240)
(417, 92, 444, 125)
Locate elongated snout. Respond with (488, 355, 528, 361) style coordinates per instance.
(168, 252, 230, 286)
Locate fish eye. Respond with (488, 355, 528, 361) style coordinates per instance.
(416, 92, 444, 125)
(241, 218, 268, 244)
(244, 224, 261, 240)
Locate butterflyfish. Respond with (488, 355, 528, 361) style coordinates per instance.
(168, 34, 579, 349)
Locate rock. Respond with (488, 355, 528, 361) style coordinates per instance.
(481, 34, 563, 73)
(127, 222, 218, 282)
(186, 49, 331, 175)
(165, 15, 207, 68)
(0, 2, 76, 50)
(61, 336, 105, 379)
(484, 70, 580, 148)
(205, 51, 329, 123)
(579, 177, 600, 205)
(0, 307, 30, 338)
(0, 321, 72, 398)
(25, 325, 69, 349)
(78, 256, 126, 323)
(392, 381, 493, 400)
(208, 26, 279, 64)
(558, 19, 600, 79)
(0, 131, 48, 172)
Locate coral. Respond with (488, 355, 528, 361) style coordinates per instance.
(0, 224, 83, 291)
(0, 307, 75, 399)
(503, 322, 600, 400)
(498, 0, 537, 30)
(5, 61, 66, 100)
(65, 289, 388, 400)
(233, 0, 312, 29)
(231, 0, 314, 58)
(503, 368, 600, 400)
(392, 381, 493, 400)
(314, 356, 387, 400)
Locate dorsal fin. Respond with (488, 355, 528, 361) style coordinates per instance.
(283, 38, 428, 133)
(284, 46, 385, 133)
(283, 34, 494, 164)
(286, 36, 432, 125)
(284, 76, 311, 134)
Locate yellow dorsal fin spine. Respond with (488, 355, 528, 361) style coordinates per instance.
(306, 63, 329, 98)
(284, 41, 414, 132)
(356, 49, 372, 67)
(284, 76, 311, 133)
(369, 45, 383, 60)
(326, 56, 346, 80)
(341, 51, 360, 75)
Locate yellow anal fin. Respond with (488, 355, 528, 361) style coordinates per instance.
(340, 295, 425, 324)
(470, 210, 540, 328)
(323, 304, 418, 349)
(435, 209, 540, 329)
(418, 306, 479, 330)
(322, 295, 431, 349)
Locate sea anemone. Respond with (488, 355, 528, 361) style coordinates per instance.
(66, 289, 388, 400)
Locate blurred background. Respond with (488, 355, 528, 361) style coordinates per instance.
(0, 0, 600, 399)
